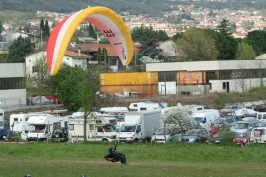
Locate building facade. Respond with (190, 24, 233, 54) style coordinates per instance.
(146, 60, 266, 95)
(0, 63, 26, 107)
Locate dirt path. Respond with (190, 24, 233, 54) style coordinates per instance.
(0, 158, 265, 169)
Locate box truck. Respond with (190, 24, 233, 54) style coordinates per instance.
(117, 110, 162, 143)
(68, 115, 118, 142)
(23, 115, 69, 141)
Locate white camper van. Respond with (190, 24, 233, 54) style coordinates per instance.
(256, 112, 266, 122)
(193, 109, 220, 129)
(68, 115, 117, 142)
(129, 102, 167, 111)
(23, 115, 69, 141)
(10, 113, 50, 133)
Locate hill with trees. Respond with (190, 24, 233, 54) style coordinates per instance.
(0, 0, 266, 21)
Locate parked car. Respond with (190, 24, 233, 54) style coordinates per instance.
(175, 129, 210, 143)
(233, 132, 250, 146)
(213, 117, 237, 128)
(221, 105, 239, 111)
(0, 129, 12, 140)
(230, 117, 261, 134)
(209, 131, 238, 144)
(152, 126, 180, 143)
(254, 105, 266, 112)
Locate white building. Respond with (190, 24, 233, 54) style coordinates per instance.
(146, 60, 266, 95)
(25, 50, 92, 76)
(0, 63, 26, 108)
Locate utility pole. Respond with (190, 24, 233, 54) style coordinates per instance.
(40, 30, 43, 48)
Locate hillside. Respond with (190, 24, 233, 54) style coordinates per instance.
(0, 0, 266, 21)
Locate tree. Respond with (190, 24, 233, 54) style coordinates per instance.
(175, 28, 218, 61)
(216, 19, 232, 36)
(0, 21, 3, 41)
(97, 47, 103, 64)
(246, 30, 266, 55)
(43, 20, 50, 41)
(88, 23, 95, 38)
(27, 55, 50, 108)
(0, 52, 8, 62)
(161, 104, 195, 141)
(235, 41, 256, 60)
(7, 35, 34, 62)
(50, 64, 99, 142)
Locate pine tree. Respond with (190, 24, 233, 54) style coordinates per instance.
(7, 36, 34, 62)
(44, 20, 50, 41)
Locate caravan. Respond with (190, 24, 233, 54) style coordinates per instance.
(129, 102, 167, 111)
(10, 113, 50, 133)
(68, 115, 117, 142)
(23, 115, 69, 141)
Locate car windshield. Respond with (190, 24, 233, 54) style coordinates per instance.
(195, 117, 204, 122)
(214, 119, 226, 125)
(185, 130, 199, 136)
(155, 128, 171, 135)
(235, 123, 249, 129)
(236, 132, 249, 138)
(120, 125, 136, 132)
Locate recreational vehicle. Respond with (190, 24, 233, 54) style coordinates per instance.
(10, 113, 50, 133)
(23, 115, 69, 141)
(129, 102, 167, 111)
(68, 115, 117, 142)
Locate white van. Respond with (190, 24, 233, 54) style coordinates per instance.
(250, 127, 266, 144)
(256, 112, 266, 122)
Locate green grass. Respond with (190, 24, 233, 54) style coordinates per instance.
(0, 141, 266, 177)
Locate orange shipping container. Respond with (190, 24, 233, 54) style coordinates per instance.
(100, 84, 158, 96)
(100, 72, 158, 86)
(176, 71, 208, 84)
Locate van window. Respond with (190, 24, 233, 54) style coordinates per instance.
(13, 118, 18, 122)
(257, 114, 262, 120)
(263, 114, 266, 120)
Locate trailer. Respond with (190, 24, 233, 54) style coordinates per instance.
(129, 102, 167, 111)
(23, 115, 69, 141)
(68, 115, 117, 142)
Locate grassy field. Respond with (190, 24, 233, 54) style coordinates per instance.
(0, 141, 266, 177)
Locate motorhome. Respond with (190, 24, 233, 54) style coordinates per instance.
(10, 113, 50, 133)
(99, 107, 128, 114)
(129, 102, 167, 111)
(23, 115, 69, 141)
(68, 115, 118, 142)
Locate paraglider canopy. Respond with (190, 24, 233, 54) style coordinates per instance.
(47, 6, 133, 75)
